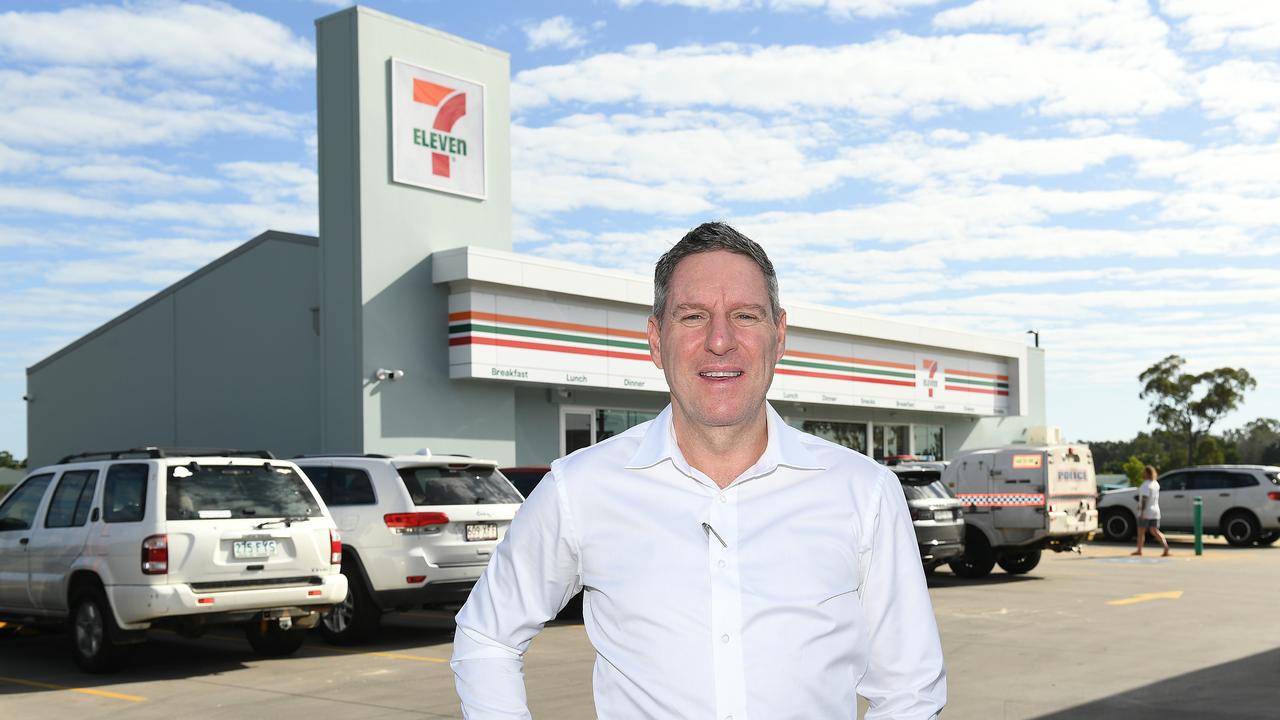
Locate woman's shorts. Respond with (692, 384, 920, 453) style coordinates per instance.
(1139, 518, 1160, 529)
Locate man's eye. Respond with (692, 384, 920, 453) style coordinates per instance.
(679, 313, 707, 324)
(734, 313, 761, 322)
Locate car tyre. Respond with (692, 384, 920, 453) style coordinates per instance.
(1256, 530, 1280, 547)
(948, 529, 995, 579)
(244, 620, 308, 657)
(319, 561, 381, 644)
(70, 588, 131, 673)
(1222, 511, 1260, 548)
(996, 549, 1042, 575)
(1101, 509, 1136, 542)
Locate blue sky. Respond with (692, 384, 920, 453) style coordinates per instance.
(2, 0, 1278, 459)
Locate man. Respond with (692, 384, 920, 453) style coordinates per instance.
(452, 222, 946, 718)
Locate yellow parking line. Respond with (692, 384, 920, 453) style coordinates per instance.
(0, 675, 146, 702)
(317, 645, 450, 664)
(1106, 590, 1183, 606)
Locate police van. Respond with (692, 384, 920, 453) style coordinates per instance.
(941, 441, 1098, 578)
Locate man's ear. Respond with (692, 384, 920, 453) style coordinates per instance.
(647, 315, 664, 369)
(774, 308, 787, 364)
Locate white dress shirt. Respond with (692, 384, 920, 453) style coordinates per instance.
(452, 403, 946, 719)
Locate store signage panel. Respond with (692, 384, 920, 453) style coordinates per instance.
(391, 59, 486, 199)
(448, 291, 666, 391)
(448, 291, 1013, 415)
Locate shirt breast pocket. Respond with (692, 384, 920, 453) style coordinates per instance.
(744, 542, 862, 613)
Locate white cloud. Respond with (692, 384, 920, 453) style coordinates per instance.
(934, 0, 1171, 50)
(512, 35, 1189, 118)
(0, 2, 313, 76)
(60, 159, 222, 196)
(617, 0, 944, 18)
(1194, 60, 1280, 139)
(0, 67, 305, 149)
(0, 182, 316, 236)
(1161, 0, 1280, 52)
(524, 16, 589, 51)
(513, 112, 844, 212)
(0, 142, 42, 173)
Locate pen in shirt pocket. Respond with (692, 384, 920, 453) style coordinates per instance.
(701, 522, 727, 548)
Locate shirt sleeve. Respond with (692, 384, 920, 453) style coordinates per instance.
(855, 468, 947, 719)
(451, 469, 583, 719)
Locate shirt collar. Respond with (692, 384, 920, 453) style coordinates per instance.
(626, 402, 827, 474)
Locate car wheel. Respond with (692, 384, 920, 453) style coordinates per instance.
(1256, 530, 1280, 547)
(1101, 509, 1135, 542)
(996, 549, 1042, 575)
(319, 562, 381, 645)
(1222, 511, 1260, 547)
(70, 589, 131, 673)
(244, 620, 308, 657)
(948, 529, 995, 579)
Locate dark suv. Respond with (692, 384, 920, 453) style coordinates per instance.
(891, 466, 966, 573)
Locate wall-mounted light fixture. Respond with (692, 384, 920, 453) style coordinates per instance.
(374, 368, 405, 382)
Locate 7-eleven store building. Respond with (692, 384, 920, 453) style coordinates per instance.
(24, 8, 1045, 467)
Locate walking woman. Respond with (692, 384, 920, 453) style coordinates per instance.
(1133, 464, 1171, 556)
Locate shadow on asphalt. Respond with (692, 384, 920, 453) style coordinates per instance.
(926, 571, 1045, 589)
(0, 624, 253, 697)
(1032, 646, 1280, 720)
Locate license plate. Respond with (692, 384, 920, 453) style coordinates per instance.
(465, 523, 498, 542)
(233, 539, 278, 559)
(933, 509, 953, 522)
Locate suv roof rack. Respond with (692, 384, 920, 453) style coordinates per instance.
(58, 447, 276, 463)
(293, 453, 393, 459)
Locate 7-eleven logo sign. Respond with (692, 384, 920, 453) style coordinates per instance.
(392, 59, 486, 199)
(922, 359, 939, 397)
(411, 78, 467, 177)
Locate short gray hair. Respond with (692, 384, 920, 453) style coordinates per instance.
(652, 222, 781, 326)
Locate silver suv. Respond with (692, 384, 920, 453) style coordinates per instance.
(294, 453, 522, 643)
(0, 448, 347, 671)
(1098, 465, 1280, 547)
(890, 465, 966, 574)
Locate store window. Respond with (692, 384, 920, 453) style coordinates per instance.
(797, 420, 868, 454)
(912, 424, 944, 461)
(873, 424, 911, 461)
(561, 406, 660, 456)
(597, 409, 659, 443)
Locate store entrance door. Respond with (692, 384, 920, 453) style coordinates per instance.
(562, 409, 593, 456)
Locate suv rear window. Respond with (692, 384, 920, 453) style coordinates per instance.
(166, 464, 321, 520)
(894, 470, 953, 501)
(397, 466, 523, 505)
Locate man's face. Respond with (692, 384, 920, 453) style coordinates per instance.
(648, 250, 786, 432)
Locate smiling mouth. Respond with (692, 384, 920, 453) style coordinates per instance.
(699, 371, 743, 379)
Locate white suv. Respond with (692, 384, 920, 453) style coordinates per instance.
(293, 452, 521, 643)
(0, 448, 347, 671)
(1098, 465, 1280, 547)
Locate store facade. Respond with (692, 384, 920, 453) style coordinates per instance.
(25, 7, 1044, 468)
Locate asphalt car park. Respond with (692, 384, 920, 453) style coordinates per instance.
(1, 534, 1276, 719)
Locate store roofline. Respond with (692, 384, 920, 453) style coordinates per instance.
(27, 230, 318, 375)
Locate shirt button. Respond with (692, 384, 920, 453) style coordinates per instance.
(721, 634, 730, 643)
(719, 495, 727, 503)
(717, 559, 726, 569)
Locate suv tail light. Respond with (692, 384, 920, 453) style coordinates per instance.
(141, 534, 168, 575)
(384, 512, 450, 535)
(330, 528, 342, 565)
(1267, 491, 1280, 502)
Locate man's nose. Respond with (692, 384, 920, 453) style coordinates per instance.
(704, 314, 737, 355)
